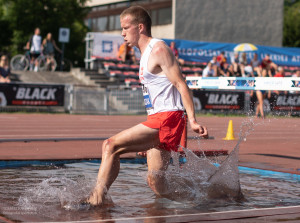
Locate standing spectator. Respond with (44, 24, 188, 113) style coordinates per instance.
(170, 41, 184, 65)
(0, 55, 11, 83)
(261, 54, 277, 77)
(26, 28, 43, 72)
(251, 53, 262, 77)
(117, 42, 136, 64)
(202, 62, 215, 77)
(42, 32, 62, 71)
(43, 33, 62, 56)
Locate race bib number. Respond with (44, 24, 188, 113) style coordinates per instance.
(142, 84, 154, 115)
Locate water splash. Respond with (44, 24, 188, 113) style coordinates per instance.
(148, 117, 258, 204)
(17, 176, 96, 215)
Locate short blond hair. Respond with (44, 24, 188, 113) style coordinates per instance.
(120, 6, 152, 35)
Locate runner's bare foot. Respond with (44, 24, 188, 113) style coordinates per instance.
(86, 189, 105, 206)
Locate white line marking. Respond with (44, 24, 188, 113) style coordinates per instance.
(28, 205, 300, 223)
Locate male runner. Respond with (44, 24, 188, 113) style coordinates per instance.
(87, 6, 208, 206)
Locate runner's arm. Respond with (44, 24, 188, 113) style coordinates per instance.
(153, 42, 208, 137)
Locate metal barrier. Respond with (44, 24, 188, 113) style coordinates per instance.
(67, 85, 146, 115)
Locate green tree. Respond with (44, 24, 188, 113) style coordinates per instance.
(2, 0, 89, 66)
(283, 0, 300, 47)
(0, 0, 13, 54)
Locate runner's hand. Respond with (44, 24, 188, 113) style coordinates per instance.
(190, 121, 208, 139)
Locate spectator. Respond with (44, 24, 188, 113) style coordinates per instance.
(222, 63, 235, 77)
(239, 52, 250, 76)
(273, 67, 286, 95)
(26, 27, 43, 72)
(117, 42, 136, 64)
(261, 54, 277, 77)
(216, 51, 227, 70)
(0, 55, 11, 83)
(251, 53, 262, 77)
(170, 41, 184, 65)
(292, 70, 300, 77)
(274, 66, 285, 77)
(231, 52, 242, 76)
(43, 33, 62, 56)
(202, 62, 216, 77)
(42, 32, 62, 71)
(210, 56, 219, 76)
(293, 70, 300, 91)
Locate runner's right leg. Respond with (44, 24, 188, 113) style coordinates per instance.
(87, 124, 160, 206)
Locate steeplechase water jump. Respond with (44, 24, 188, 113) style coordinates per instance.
(0, 1, 300, 222)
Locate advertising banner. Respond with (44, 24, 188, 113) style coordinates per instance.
(0, 83, 64, 106)
(192, 90, 245, 111)
(91, 33, 141, 59)
(163, 38, 300, 67)
(92, 33, 124, 59)
(250, 92, 300, 113)
(186, 77, 300, 92)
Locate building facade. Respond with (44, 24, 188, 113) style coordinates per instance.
(85, 0, 283, 46)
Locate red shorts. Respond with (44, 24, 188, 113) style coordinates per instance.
(142, 111, 186, 152)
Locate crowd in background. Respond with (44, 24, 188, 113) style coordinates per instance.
(202, 52, 285, 77)
(166, 42, 299, 78)
(198, 52, 299, 78)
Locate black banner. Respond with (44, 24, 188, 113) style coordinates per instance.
(0, 83, 64, 106)
(250, 92, 300, 113)
(192, 90, 245, 110)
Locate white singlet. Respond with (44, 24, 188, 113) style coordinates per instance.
(139, 38, 184, 115)
(30, 35, 42, 53)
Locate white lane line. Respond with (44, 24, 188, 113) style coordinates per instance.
(29, 205, 300, 223)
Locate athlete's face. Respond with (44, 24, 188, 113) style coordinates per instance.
(121, 15, 139, 47)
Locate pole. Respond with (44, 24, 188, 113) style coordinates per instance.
(60, 43, 65, 71)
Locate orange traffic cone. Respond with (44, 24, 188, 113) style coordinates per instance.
(223, 120, 236, 140)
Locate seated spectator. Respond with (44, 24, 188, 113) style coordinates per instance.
(210, 56, 219, 76)
(251, 53, 262, 77)
(292, 70, 300, 77)
(202, 62, 216, 77)
(231, 52, 242, 76)
(274, 66, 285, 77)
(261, 54, 277, 77)
(117, 42, 136, 64)
(239, 52, 251, 76)
(170, 41, 184, 65)
(223, 64, 235, 77)
(0, 55, 11, 83)
(218, 63, 229, 76)
(217, 51, 227, 70)
(273, 67, 286, 95)
(293, 70, 300, 90)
